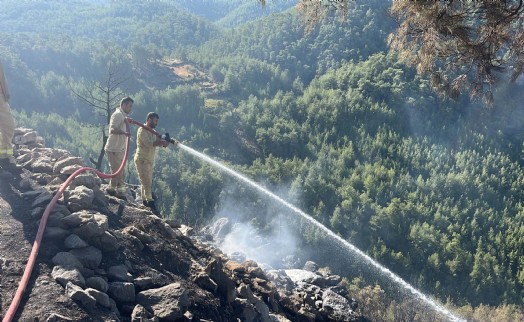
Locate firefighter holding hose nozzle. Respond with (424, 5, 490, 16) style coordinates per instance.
(134, 112, 177, 215)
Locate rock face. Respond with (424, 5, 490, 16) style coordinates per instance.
(0, 128, 366, 322)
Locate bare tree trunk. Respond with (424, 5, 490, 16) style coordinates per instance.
(68, 47, 130, 170)
(90, 125, 108, 170)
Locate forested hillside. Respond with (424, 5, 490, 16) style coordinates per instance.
(2, 0, 524, 320)
(174, 0, 296, 27)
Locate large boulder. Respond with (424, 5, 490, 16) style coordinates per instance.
(53, 157, 84, 175)
(69, 246, 103, 269)
(52, 265, 86, 288)
(205, 259, 236, 303)
(136, 283, 189, 321)
(65, 186, 95, 212)
(322, 288, 360, 321)
(108, 282, 136, 303)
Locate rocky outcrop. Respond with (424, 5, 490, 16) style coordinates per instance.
(0, 128, 366, 322)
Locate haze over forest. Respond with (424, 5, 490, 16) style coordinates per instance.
(2, 0, 524, 320)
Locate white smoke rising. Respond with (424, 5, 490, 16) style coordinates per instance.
(218, 218, 299, 269)
(212, 189, 302, 269)
(202, 169, 305, 268)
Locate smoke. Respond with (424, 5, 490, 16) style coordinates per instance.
(180, 144, 307, 269)
(219, 219, 298, 268)
(213, 188, 303, 269)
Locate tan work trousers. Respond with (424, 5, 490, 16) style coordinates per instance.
(0, 100, 15, 158)
(106, 151, 126, 192)
(134, 158, 153, 201)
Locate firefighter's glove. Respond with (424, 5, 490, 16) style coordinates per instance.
(162, 132, 171, 148)
(161, 132, 171, 143)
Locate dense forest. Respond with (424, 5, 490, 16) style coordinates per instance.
(2, 0, 524, 320)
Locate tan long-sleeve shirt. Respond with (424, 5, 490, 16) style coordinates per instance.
(134, 126, 157, 164)
(104, 108, 128, 152)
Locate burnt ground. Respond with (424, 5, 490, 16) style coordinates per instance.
(0, 166, 265, 322)
(0, 152, 368, 322)
(0, 169, 100, 321)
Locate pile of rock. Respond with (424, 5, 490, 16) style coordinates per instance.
(200, 218, 363, 322)
(2, 128, 367, 322)
(266, 266, 360, 322)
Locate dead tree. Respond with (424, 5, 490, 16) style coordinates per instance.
(69, 50, 131, 170)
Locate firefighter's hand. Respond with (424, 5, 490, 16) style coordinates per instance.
(161, 133, 171, 147)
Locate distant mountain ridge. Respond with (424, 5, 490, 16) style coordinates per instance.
(173, 0, 297, 27)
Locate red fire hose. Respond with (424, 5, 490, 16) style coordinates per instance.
(2, 117, 171, 322)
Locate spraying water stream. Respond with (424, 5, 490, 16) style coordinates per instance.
(179, 144, 466, 322)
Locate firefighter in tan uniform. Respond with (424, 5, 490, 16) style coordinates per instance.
(104, 97, 133, 198)
(0, 62, 16, 171)
(134, 112, 171, 215)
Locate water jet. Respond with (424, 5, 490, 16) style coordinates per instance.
(179, 144, 466, 322)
